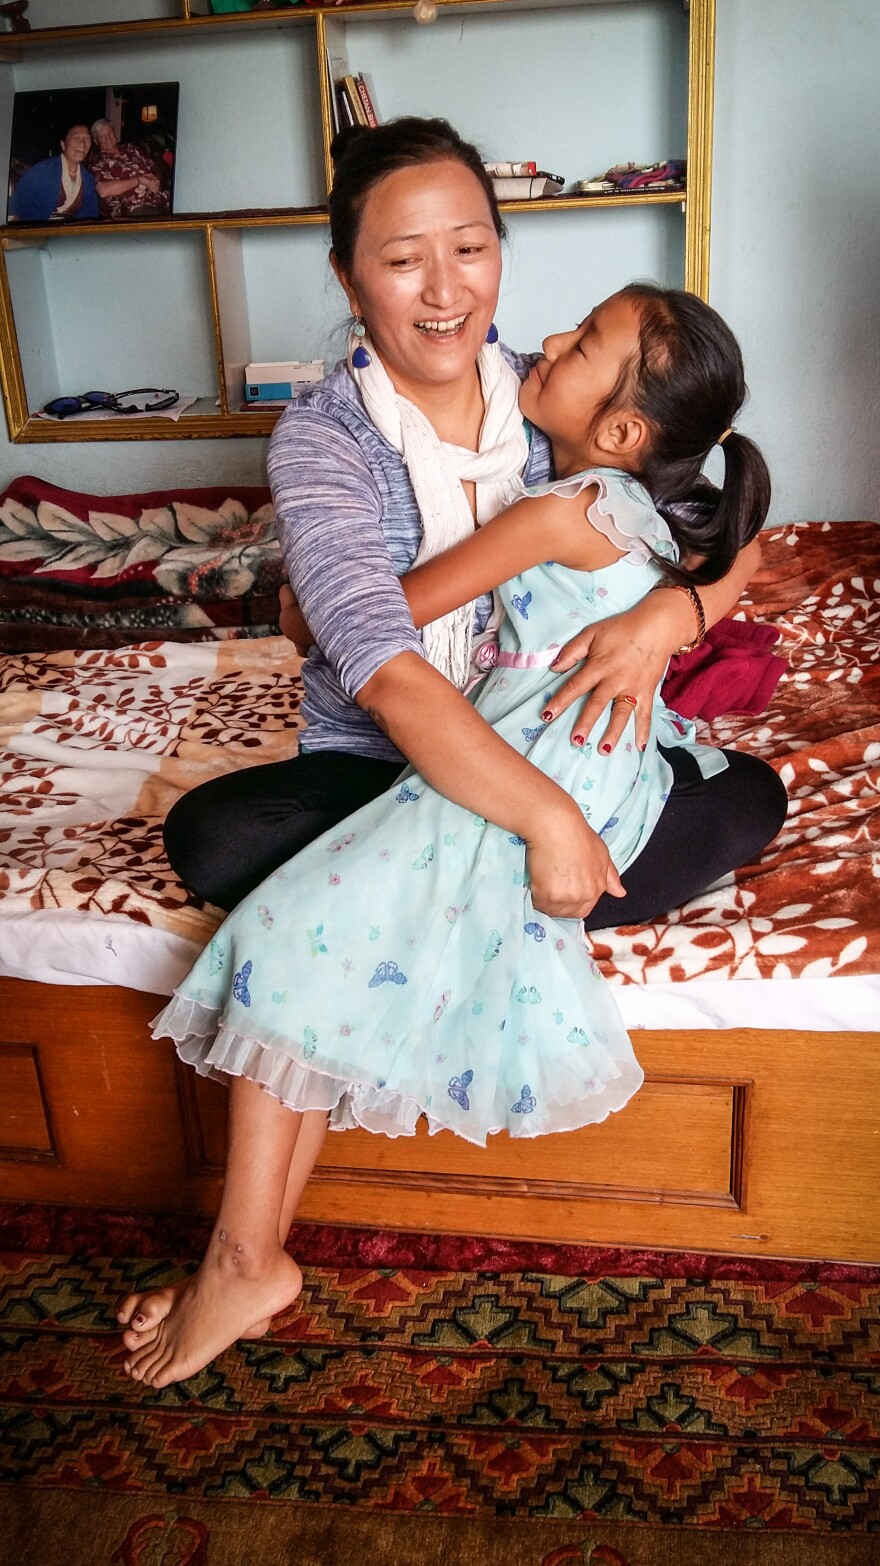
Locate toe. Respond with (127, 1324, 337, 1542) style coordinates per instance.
(117, 1285, 179, 1338)
(116, 1291, 142, 1325)
(125, 1335, 165, 1383)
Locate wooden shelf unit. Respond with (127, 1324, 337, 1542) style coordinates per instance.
(0, 0, 715, 443)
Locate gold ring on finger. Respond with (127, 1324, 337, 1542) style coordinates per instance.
(613, 693, 638, 708)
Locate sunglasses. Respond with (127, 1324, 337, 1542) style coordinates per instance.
(42, 388, 179, 418)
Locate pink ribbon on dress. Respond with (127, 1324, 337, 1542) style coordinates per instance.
(497, 645, 561, 669)
(471, 637, 561, 672)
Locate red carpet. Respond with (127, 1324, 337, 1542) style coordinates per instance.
(1, 1203, 878, 1561)
(2, 1201, 879, 1282)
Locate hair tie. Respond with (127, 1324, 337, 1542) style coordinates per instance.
(718, 427, 734, 446)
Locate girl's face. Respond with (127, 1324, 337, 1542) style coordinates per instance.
(335, 160, 502, 402)
(519, 292, 643, 474)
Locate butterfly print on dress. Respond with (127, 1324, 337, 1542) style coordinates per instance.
(448, 1069, 474, 1110)
(368, 960, 408, 987)
(232, 960, 252, 1007)
(512, 1084, 536, 1115)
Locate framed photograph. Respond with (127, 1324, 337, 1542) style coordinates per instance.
(6, 82, 179, 225)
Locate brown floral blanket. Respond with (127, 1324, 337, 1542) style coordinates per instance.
(0, 521, 877, 990)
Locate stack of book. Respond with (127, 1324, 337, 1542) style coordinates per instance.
(334, 71, 379, 131)
(484, 162, 565, 199)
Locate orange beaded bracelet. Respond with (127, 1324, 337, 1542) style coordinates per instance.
(654, 581, 707, 654)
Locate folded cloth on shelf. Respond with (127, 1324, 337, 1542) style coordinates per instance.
(0, 475, 283, 652)
(661, 618, 787, 721)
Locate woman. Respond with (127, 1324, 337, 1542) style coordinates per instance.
(8, 123, 98, 223)
(163, 117, 786, 929)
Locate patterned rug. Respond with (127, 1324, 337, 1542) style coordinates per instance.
(1, 1208, 878, 1563)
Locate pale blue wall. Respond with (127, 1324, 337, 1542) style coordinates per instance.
(710, 0, 880, 522)
(1, 0, 878, 522)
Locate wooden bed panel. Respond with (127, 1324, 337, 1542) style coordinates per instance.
(2, 976, 879, 1264)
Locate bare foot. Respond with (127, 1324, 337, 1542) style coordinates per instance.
(117, 1280, 271, 1351)
(123, 1244, 302, 1388)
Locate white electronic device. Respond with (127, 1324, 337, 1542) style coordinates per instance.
(244, 360, 325, 403)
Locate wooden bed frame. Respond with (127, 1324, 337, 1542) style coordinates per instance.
(4, 974, 879, 1264)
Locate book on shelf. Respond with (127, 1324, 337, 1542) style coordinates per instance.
(335, 85, 355, 130)
(355, 75, 379, 128)
(325, 48, 347, 135)
(492, 172, 565, 200)
(335, 86, 355, 130)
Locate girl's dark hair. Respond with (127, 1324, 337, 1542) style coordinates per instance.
(328, 117, 505, 273)
(604, 284, 771, 586)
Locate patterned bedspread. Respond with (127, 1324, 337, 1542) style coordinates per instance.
(0, 521, 877, 990)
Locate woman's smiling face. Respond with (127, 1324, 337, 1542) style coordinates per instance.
(60, 126, 92, 167)
(519, 292, 644, 473)
(334, 159, 502, 401)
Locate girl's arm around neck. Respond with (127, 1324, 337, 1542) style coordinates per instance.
(402, 486, 620, 628)
(356, 650, 624, 919)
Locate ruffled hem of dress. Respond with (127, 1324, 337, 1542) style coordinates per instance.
(152, 994, 644, 1150)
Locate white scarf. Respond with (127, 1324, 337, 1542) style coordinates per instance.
(56, 160, 82, 216)
(348, 327, 529, 689)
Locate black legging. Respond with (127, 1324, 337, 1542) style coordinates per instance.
(163, 744, 787, 928)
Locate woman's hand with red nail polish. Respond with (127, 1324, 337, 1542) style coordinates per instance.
(543, 597, 682, 752)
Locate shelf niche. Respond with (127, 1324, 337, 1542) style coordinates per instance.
(0, 0, 715, 442)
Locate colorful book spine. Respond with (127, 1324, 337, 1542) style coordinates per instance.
(341, 74, 369, 128)
(335, 85, 355, 130)
(355, 74, 379, 128)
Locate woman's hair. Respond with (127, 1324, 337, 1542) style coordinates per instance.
(328, 117, 504, 274)
(600, 283, 771, 586)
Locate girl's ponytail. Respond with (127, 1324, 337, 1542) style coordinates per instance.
(705, 429, 771, 584)
(616, 285, 772, 585)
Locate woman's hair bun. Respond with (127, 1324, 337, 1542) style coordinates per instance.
(330, 124, 373, 167)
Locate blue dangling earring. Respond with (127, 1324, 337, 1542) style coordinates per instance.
(352, 316, 371, 369)
(485, 322, 499, 345)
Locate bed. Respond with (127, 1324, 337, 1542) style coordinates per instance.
(1, 478, 878, 1264)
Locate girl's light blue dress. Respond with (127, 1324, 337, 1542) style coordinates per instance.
(154, 470, 723, 1147)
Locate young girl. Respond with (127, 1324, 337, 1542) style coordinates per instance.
(118, 283, 771, 1388)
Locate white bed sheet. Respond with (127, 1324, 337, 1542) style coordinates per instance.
(3, 906, 877, 1034)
